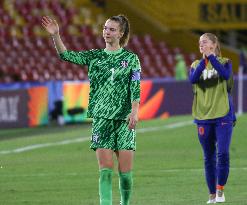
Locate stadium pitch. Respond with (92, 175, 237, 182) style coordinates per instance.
(0, 115, 246, 205)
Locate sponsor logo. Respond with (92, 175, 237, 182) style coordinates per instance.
(202, 68, 218, 80)
(221, 122, 228, 126)
(0, 96, 19, 122)
(92, 134, 100, 143)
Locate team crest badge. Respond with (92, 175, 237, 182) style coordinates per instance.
(198, 126, 205, 136)
(121, 60, 128, 68)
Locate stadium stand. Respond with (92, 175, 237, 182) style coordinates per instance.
(0, 0, 197, 83)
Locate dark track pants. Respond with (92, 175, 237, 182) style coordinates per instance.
(197, 122, 233, 194)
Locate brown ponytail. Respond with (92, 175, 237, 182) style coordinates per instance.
(109, 14, 130, 47)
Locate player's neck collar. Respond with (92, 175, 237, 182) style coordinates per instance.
(104, 47, 123, 54)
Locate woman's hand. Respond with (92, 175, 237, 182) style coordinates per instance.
(127, 111, 138, 130)
(41, 16, 67, 54)
(203, 46, 215, 57)
(41, 16, 59, 35)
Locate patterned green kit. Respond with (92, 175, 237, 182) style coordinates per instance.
(60, 48, 141, 150)
(60, 48, 141, 120)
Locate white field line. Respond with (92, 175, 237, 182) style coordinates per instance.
(0, 138, 90, 155)
(0, 167, 246, 177)
(0, 120, 193, 155)
(137, 120, 193, 133)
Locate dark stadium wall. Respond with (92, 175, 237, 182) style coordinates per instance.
(61, 80, 194, 121)
(59, 79, 246, 122)
(0, 87, 49, 128)
(0, 90, 29, 128)
(0, 78, 246, 128)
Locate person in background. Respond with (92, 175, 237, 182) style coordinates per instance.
(41, 14, 141, 205)
(240, 47, 247, 74)
(175, 54, 187, 80)
(189, 33, 236, 204)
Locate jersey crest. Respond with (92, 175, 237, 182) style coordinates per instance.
(121, 60, 129, 68)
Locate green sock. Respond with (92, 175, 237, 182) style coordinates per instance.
(99, 168, 113, 205)
(119, 171, 133, 205)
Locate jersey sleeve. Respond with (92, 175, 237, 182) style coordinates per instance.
(59, 50, 93, 65)
(208, 55, 232, 80)
(189, 59, 205, 84)
(130, 55, 141, 102)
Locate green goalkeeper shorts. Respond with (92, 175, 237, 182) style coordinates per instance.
(90, 118, 136, 151)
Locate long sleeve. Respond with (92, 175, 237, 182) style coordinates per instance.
(130, 55, 141, 102)
(59, 50, 93, 65)
(207, 55, 232, 80)
(189, 59, 205, 84)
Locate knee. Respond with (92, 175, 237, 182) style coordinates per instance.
(96, 150, 114, 169)
(99, 160, 114, 169)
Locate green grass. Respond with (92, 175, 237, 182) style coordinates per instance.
(0, 114, 246, 205)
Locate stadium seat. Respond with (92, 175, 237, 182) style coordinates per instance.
(0, 0, 196, 82)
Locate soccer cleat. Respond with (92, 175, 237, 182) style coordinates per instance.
(207, 194, 216, 204)
(216, 190, 225, 203)
(207, 198, 216, 204)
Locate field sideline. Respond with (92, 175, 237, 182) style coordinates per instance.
(0, 114, 246, 205)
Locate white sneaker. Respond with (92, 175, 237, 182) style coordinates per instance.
(207, 198, 216, 204)
(216, 190, 225, 203)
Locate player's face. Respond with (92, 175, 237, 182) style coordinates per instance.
(199, 35, 215, 55)
(103, 20, 123, 45)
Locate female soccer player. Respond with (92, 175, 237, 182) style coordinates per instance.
(189, 33, 236, 204)
(41, 15, 141, 205)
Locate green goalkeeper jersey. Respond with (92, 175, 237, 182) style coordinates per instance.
(59, 48, 141, 120)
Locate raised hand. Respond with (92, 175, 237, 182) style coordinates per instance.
(41, 16, 59, 35)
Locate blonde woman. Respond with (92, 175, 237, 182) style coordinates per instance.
(189, 33, 236, 204)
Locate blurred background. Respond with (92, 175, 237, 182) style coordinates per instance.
(0, 0, 246, 127)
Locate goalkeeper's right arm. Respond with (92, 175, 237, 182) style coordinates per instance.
(41, 16, 66, 54)
(51, 33, 67, 54)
